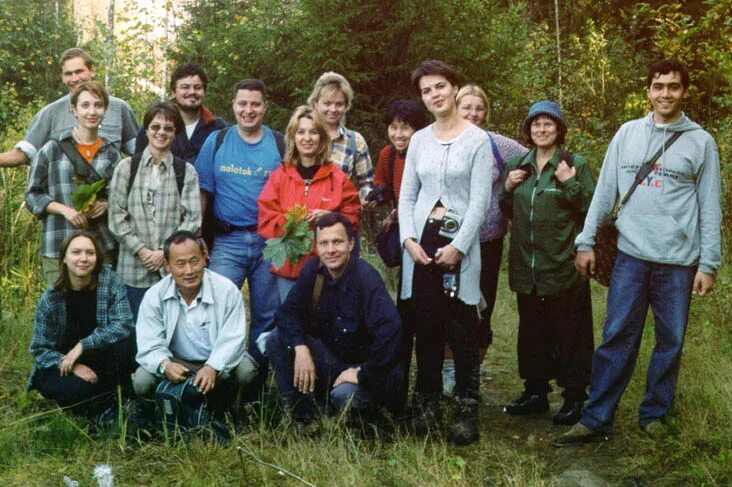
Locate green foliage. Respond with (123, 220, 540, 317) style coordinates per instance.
(262, 205, 313, 270)
(71, 180, 106, 212)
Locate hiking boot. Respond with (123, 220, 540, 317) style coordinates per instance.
(448, 398, 479, 446)
(553, 399, 584, 426)
(552, 422, 609, 447)
(410, 400, 443, 437)
(504, 391, 549, 416)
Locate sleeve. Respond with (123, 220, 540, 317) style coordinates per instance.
(557, 154, 596, 215)
(176, 164, 202, 234)
(398, 137, 421, 244)
(29, 293, 63, 370)
(135, 285, 172, 375)
(574, 130, 622, 251)
(353, 132, 374, 201)
(194, 130, 220, 193)
(256, 169, 286, 240)
(20, 105, 53, 161)
(450, 139, 493, 254)
(80, 271, 134, 350)
(373, 146, 390, 189)
(695, 136, 722, 275)
(24, 142, 56, 217)
(120, 101, 140, 155)
(356, 265, 403, 390)
(273, 261, 318, 349)
(107, 158, 145, 255)
(206, 280, 247, 374)
(338, 174, 362, 231)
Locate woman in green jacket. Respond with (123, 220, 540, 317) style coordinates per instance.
(499, 100, 596, 426)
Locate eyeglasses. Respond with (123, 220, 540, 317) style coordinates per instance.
(148, 123, 176, 134)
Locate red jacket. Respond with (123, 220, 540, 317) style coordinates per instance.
(257, 162, 361, 279)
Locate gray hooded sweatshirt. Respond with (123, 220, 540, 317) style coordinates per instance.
(575, 112, 721, 275)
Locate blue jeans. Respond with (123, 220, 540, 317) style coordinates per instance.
(581, 251, 696, 431)
(125, 285, 149, 323)
(209, 230, 280, 365)
(276, 276, 297, 303)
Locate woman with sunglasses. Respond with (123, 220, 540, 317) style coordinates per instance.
(108, 101, 202, 319)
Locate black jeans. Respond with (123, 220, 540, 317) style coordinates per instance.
(516, 280, 594, 400)
(34, 336, 135, 417)
(478, 238, 504, 347)
(267, 329, 406, 422)
(412, 219, 480, 402)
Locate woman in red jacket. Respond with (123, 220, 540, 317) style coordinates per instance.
(258, 106, 361, 301)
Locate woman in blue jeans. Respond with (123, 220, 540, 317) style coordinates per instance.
(28, 231, 135, 420)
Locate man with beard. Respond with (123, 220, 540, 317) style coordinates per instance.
(134, 63, 227, 163)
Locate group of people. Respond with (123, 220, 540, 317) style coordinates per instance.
(6, 47, 720, 448)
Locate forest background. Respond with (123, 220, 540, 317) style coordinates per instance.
(0, 0, 730, 485)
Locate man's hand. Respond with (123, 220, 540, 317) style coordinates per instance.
(293, 345, 316, 393)
(333, 367, 360, 388)
(434, 244, 461, 269)
(85, 200, 108, 219)
(162, 360, 190, 383)
(575, 250, 596, 279)
(555, 161, 576, 183)
(693, 271, 715, 297)
(193, 365, 217, 394)
(60, 342, 83, 376)
(71, 363, 98, 384)
(405, 239, 432, 266)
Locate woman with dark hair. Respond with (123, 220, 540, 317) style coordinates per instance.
(109, 101, 201, 319)
(27, 231, 135, 419)
(399, 60, 493, 445)
(499, 100, 596, 425)
(26, 81, 122, 286)
(257, 106, 361, 301)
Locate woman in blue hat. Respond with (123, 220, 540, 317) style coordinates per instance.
(499, 100, 596, 425)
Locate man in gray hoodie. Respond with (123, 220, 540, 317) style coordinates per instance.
(554, 59, 721, 446)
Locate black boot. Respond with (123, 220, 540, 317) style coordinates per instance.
(448, 397, 479, 446)
(410, 397, 443, 437)
(553, 399, 583, 426)
(504, 390, 549, 415)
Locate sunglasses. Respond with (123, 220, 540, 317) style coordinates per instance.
(148, 123, 176, 134)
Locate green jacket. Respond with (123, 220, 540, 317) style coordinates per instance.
(500, 148, 596, 296)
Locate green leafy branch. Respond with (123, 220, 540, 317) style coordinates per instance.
(71, 180, 106, 212)
(263, 205, 313, 270)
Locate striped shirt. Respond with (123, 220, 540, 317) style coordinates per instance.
(25, 133, 121, 258)
(108, 148, 202, 288)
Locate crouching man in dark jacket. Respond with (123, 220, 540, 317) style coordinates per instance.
(266, 212, 404, 428)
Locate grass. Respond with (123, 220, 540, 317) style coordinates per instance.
(1, 155, 730, 485)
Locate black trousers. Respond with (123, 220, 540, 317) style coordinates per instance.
(34, 336, 135, 417)
(516, 280, 594, 400)
(478, 238, 504, 347)
(412, 219, 480, 402)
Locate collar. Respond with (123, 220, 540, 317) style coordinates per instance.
(320, 254, 357, 292)
(518, 148, 562, 170)
(200, 106, 216, 124)
(332, 124, 348, 142)
(141, 146, 174, 169)
(162, 269, 215, 304)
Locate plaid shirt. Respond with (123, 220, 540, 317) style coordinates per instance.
(28, 266, 134, 390)
(108, 148, 201, 288)
(25, 133, 121, 258)
(330, 125, 374, 201)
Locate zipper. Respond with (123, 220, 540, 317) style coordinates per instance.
(529, 173, 539, 285)
(304, 180, 311, 197)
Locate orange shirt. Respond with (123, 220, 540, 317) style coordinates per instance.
(76, 138, 103, 164)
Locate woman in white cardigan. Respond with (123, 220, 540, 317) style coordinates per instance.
(398, 60, 493, 446)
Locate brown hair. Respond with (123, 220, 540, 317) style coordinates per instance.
(70, 81, 109, 109)
(410, 59, 461, 95)
(54, 231, 104, 294)
(284, 106, 331, 167)
(59, 47, 94, 71)
(143, 101, 184, 135)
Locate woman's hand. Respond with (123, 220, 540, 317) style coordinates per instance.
(405, 238, 432, 265)
(62, 206, 89, 229)
(60, 342, 83, 376)
(555, 161, 576, 183)
(138, 248, 165, 272)
(504, 169, 529, 192)
(434, 244, 461, 269)
(71, 363, 98, 384)
(305, 209, 330, 222)
(85, 200, 108, 219)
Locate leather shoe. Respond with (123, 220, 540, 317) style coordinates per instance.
(504, 391, 549, 416)
(552, 422, 609, 447)
(553, 400, 583, 425)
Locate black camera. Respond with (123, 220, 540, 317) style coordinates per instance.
(365, 185, 389, 205)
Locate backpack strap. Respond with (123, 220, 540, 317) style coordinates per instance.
(127, 152, 143, 196)
(214, 126, 228, 155)
(387, 145, 397, 200)
(273, 130, 286, 159)
(56, 138, 106, 183)
(311, 271, 325, 318)
(486, 132, 505, 174)
(127, 153, 187, 197)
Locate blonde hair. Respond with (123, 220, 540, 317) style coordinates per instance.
(456, 84, 490, 124)
(284, 106, 331, 167)
(307, 71, 354, 111)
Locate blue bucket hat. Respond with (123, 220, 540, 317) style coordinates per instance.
(521, 100, 567, 139)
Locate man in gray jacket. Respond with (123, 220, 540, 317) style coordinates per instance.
(554, 59, 721, 446)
